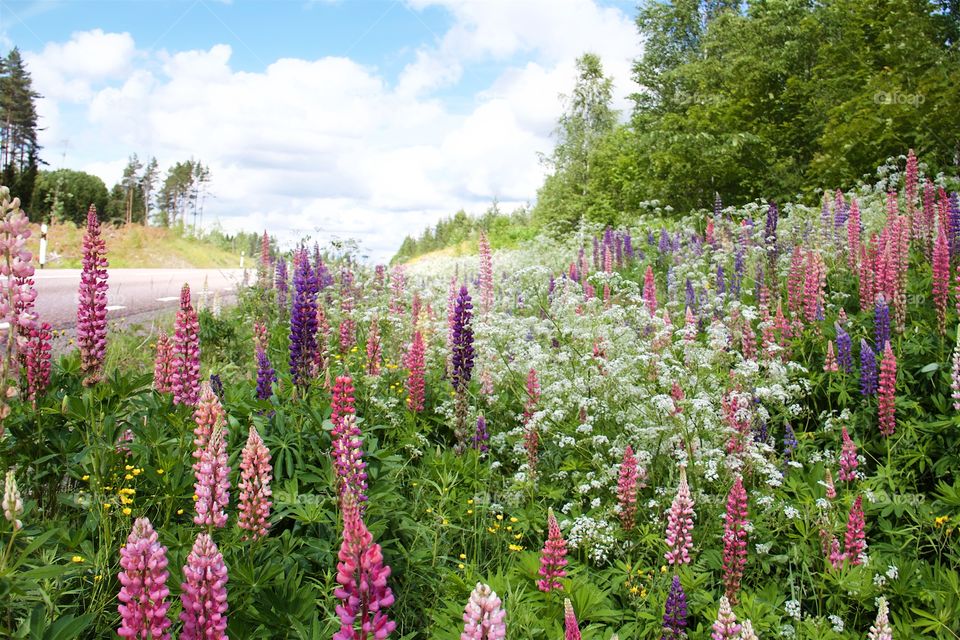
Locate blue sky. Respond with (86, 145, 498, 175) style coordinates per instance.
(1, 0, 642, 260)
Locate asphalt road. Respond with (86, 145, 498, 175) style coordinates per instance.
(24, 268, 246, 329)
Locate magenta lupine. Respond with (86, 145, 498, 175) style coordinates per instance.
(617, 445, 640, 530)
(839, 427, 858, 482)
(258, 230, 272, 289)
(563, 599, 581, 640)
(117, 517, 171, 640)
(331, 375, 357, 437)
(366, 316, 382, 376)
(722, 477, 748, 603)
(179, 532, 229, 640)
(238, 424, 272, 541)
(478, 231, 494, 314)
(405, 331, 426, 413)
(172, 284, 201, 405)
(878, 341, 897, 436)
(933, 226, 950, 335)
(711, 595, 741, 640)
(847, 197, 861, 270)
(643, 265, 657, 314)
(76, 205, 109, 385)
(664, 466, 695, 566)
(389, 266, 406, 316)
(153, 330, 174, 392)
(192, 382, 225, 466)
(868, 597, 893, 640)
(803, 250, 825, 324)
(536, 509, 568, 592)
(23, 322, 51, 403)
(332, 413, 368, 505)
(334, 494, 397, 640)
(844, 495, 867, 565)
(461, 582, 506, 640)
(787, 245, 805, 317)
(194, 422, 230, 529)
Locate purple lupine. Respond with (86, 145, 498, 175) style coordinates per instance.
(451, 285, 475, 451)
(783, 423, 798, 459)
(275, 259, 288, 310)
(208, 374, 224, 401)
(716, 265, 726, 296)
(685, 278, 696, 310)
(473, 415, 489, 452)
(624, 232, 633, 260)
(836, 325, 853, 373)
(860, 339, 878, 395)
(289, 250, 318, 389)
(658, 228, 671, 254)
(661, 575, 688, 640)
(949, 192, 960, 257)
(765, 201, 779, 249)
(731, 246, 744, 297)
(255, 347, 276, 400)
(77, 205, 109, 385)
(874, 296, 890, 351)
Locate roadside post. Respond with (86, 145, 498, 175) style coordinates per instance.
(39, 223, 48, 269)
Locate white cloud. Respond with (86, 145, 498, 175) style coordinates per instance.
(28, 3, 641, 261)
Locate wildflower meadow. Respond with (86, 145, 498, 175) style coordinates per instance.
(2, 150, 960, 639)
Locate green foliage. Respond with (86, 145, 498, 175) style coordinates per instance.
(31, 170, 109, 225)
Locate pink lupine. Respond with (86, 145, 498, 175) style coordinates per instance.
(153, 330, 174, 392)
(828, 535, 844, 569)
(238, 424, 272, 541)
(860, 241, 876, 311)
(537, 509, 568, 592)
(844, 495, 867, 565)
(77, 205, 109, 385)
(617, 445, 640, 530)
(868, 597, 893, 640)
(839, 427, 858, 482)
(643, 265, 657, 314)
(192, 382, 226, 471)
(389, 266, 406, 317)
(404, 331, 426, 413)
(194, 422, 230, 529)
(172, 284, 201, 406)
(332, 413, 368, 505)
(478, 231, 494, 314)
(823, 340, 838, 373)
(117, 517, 171, 640)
(563, 599, 580, 640)
(179, 532, 229, 640)
(461, 582, 506, 640)
(664, 466, 695, 565)
(366, 316, 382, 376)
(878, 341, 897, 437)
(523, 368, 540, 425)
(905, 149, 918, 216)
(847, 198, 861, 270)
(258, 230, 272, 289)
(334, 494, 396, 640)
(331, 375, 357, 436)
(787, 245, 805, 317)
(23, 321, 51, 403)
(722, 477, 748, 603)
(710, 595, 741, 640)
(738, 620, 759, 640)
(802, 250, 825, 324)
(684, 306, 697, 341)
(933, 226, 950, 335)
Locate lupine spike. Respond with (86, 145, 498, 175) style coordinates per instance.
(536, 508, 568, 592)
(878, 341, 897, 436)
(661, 575, 688, 640)
(193, 422, 230, 529)
(172, 284, 201, 406)
(179, 532, 229, 640)
(844, 495, 867, 565)
(711, 595, 741, 640)
(3, 468, 23, 530)
(153, 330, 174, 392)
(405, 330, 426, 413)
(617, 445, 639, 530)
(117, 517, 171, 640)
(563, 599, 580, 640)
(238, 424, 272, 540)
(461, 583, 506, 640)
(839, 427, 859, 482)
(722, 477, 748, 603)
(77, 205, 109, 385)
(664, 466, 695, 565)
(868, 597, 894, 640)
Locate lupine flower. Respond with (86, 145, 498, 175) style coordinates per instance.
(643, 265, 657, 314)
(722, 477, 748, 603)
(844, 495, 866, 565)
(192, 382, 225, 464)
(478, 232, 494, 314)
(153, 330, 174, 392)
(782, 422, 798, 459)
(537, 509, 568, 592)
(933, 227, 950, 335)
(238, 425, 272, 540)
(258, 230, 272, 289)
(905, 148, 918, 214)
(878, 341, 897, 436)
(405, 331, 426, 413)
(874, 296, 890, 351)
(334, 493, 396, 640)
(473, 415, 489, 452)
(664, 466, 695, 565)
(172, 284, 201, 406)
(836, 325, 852, 373)
(711, 595, 741, 640)
(867, 597, 893, 640)
(194, 422, 230, 529)
(860, 340, 878, 396)
(332, 413, 368, 505)
(952, 329, 960, 410)
(117, 517, 171, 640)
(275, 258, 288, 310)
(451, 286, 475, 451)
(331, 375, 357, 437)
(3, 468, 23, 530)
(617, 445, 641, 530)
(839, 427, 859, 482)
(289, 252, 319, 389)
(461, 582, 506, 640)
(389, 266, 406, 316)
(77, 205, 109, 385)
(824, 467, 837, 500)
(823, 340, 839, 372)
(847, 198, 861, 270)
(23, 322, 51, 403)
(366, 316, 382, 376)
(738, 620, 759, 640)
(563, 599, 580, 640)
(523, 368, 540, 477)
(179, 533, 229, 640)
(256, 347, 276, 400)
(661, 575, 688, 640)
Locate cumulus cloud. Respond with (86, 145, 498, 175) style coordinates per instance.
(27, 2, 641, 261)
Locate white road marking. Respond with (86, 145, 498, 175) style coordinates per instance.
(106, 305, 126, 311)
(156, 296, 179, 302)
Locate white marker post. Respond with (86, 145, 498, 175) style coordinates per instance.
(240, 251, 245, 269)
(39, 223, 48, 269)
